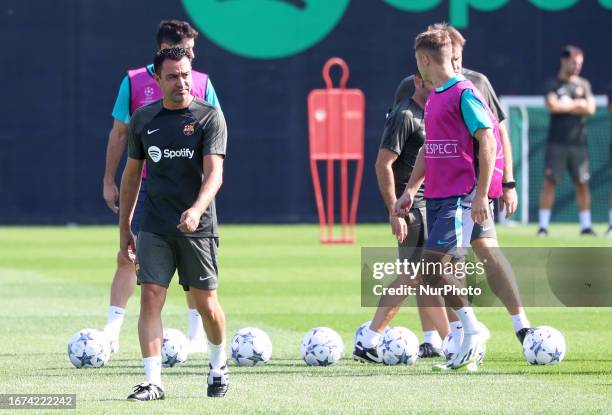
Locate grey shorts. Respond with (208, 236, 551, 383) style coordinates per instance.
(398, 206, 427, 263)
(545, 143, 590, 184)
(136, 231, 219, 291)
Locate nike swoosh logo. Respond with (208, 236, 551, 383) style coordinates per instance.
(147, 129, 160, 135)
(199, 275, 214, 281)
(436, 240, 448, 245)
(481, 227, 492, 232)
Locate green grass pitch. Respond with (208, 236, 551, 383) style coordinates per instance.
(0, 224, 611, 414)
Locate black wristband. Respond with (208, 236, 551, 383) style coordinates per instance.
(502, 181, 516, 189)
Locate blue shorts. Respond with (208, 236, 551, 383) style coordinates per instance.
(130, 181, 147, 235)
(425, 189, 496, 257)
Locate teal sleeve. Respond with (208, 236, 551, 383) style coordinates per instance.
(205, 80, 222, 110)
(460, 89, 492, 137)
(111, 75, 130, 124)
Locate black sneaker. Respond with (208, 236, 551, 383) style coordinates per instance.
(418, 342, 443, 358)
(352, 342, 382, 363)
(537, 228, 548, 237)
(606, 226, 612, 238)
(127, 382, 165, 401)
(580, 228, 596, 236)
(516, 328, 532, 345)
(207, 364, 229, 398)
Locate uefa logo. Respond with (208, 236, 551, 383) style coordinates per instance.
(144, 86, 155, 97)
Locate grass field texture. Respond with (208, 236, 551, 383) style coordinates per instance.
(0, 224, 611, 414)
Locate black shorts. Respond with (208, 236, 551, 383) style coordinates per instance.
(544, 144, 590, 184)
(136, 231, 219, 291)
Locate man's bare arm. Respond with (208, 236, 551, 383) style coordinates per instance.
(393, 148, 425, 217)
(546, 92, 594, 115)
(472, 128, 496, 223)
(405, 147, 425, 196)
(375, 149, 399, 211)
(498, 121, 518, 217)
(569, 94, 596, 116)
(118, 158, 144, 261)
(103, 119, 129, 213)
(118, 158, 144, 232)
(177, 155, 224, 232)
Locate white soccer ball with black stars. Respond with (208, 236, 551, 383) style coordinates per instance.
(379, 326, 419, 365)
(441, 321, 489, 365)
(67, 328, 111, 368)
(301, 327, 344, 366)
(354, 320, 389, 348)
(231, 327, 273, 366)
(161, 328, 188, 367)
(441, 331, 458, 361)
(523, 326, 566, 365)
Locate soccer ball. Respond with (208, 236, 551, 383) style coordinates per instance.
(441, 322, 489, 365)
(161, 328, 188, 367)
(379, 326, 419, 365)
(354, 320, 389, 348)
(301, 327, 344, 366)
(441, 331, 458, 360)
(231, 327, 273, 366)
(522, 326, 566, 365)
(67, 328, 111, 368)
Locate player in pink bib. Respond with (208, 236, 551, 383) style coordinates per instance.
(394, 28, 500, 371)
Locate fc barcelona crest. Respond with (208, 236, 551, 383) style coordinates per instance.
(183, 123, 195, 136)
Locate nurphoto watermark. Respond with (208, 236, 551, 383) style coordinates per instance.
(361, 247, 612, 308)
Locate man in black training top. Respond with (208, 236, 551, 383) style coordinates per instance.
(119, 47, 229, 401)
(537, 45, 596, 237)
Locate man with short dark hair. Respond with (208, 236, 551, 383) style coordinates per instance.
(102, 20, 221, 355)
(121, 47, 229, 400)
(537, 45, 596, 236)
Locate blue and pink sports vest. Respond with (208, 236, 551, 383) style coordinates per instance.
(423, 79, 504, 199)
(127, 67, 208, 178)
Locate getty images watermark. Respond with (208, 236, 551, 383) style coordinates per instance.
(371, 257, 486, 297)
(361, 247, 612, 308)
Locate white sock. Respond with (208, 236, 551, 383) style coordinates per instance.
(361, 328, 383, 348)
(143, 356, 162, 387)
(579, 210, 592, 230)
(511, 312, 531, 332)
(609, 210, 612, 226)
(104, 306, 125, 341)
(455, 307, 479, 334)
(186, 309, 204, 339)
(423, 330, 442, 348)
(208, 341, 227, 369)
(449, 320, 463, 350)
(539, 209, 551, 230)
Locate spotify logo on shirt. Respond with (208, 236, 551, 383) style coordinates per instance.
(148, 146, 194, 163)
